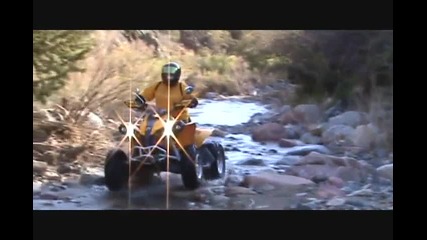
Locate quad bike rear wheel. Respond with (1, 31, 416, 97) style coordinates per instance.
(104, 149, 129, 191)
(204, 143, 226, 179)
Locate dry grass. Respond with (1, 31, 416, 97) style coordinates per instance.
(44, 30, 256, 121)
(352, 85, 393, 150)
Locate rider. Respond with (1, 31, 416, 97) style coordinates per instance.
(137, 62, 198, 122)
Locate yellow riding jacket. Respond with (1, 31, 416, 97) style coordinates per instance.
(140, 81, 196, 120)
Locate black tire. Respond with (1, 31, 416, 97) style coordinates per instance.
(104, 149, 129, 191)
(205, 143, 226, 179)
(180, 145, 201, 190)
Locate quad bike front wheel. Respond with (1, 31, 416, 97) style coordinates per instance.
(180, 145, 201, 190)
(104, 149, 129, 191)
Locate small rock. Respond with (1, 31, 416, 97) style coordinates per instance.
(322, 125, 355, 145)
(210, 195, 230, 207)
(328, 176, 344, 188)
(290, 203, 313, 210)
(33, 160, 48, 174)
(275, 156, 301, 165)
(293, 104, 321, 124)
(347, 189, 373, 197)
(57, 164, 81, 174)
(45, 171, 61, 181)
(79, 174, 104, 186)
(301, 133, 322, 144)
(242, 172, 315, 192)
(38, 151, 59, 165)
(224, 175, 243, 187)
(251, 123, 286, 142)
(316, 184, 345, 199)
(205, 92, 219, 99)
(33, 181, 42, 194)
(286, 145, 331, 156)
(279, 139, 304, 148)
(328, 111, 368, 128)
(268, 149, 278, 153)
(40, 192, 59, 200)
(225, 186, 257, 196)
(212, 129, 227, 137)
(326, 197, 346, 206)
(311, 175, 329, 184)
(376, 164, 393, 181)
(33, 143, 55, 153)
(237, 158, 266, 166)
(346, 199, 367, 207)
(49, 184, 67, 192)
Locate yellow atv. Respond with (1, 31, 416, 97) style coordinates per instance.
(104, 87, 226, 191)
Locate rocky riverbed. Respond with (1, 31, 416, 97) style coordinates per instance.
(33, 95, 393, 210)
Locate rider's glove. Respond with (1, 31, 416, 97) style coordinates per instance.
(188, 98, 198, 108)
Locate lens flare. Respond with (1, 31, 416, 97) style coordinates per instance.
(114, 30, 200, 210)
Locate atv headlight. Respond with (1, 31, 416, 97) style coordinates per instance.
(118, 124, 127, 135)
(172, 120, 186, 133)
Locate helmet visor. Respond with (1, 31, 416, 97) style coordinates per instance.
(162, 65, 179, 75)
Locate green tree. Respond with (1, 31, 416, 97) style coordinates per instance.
(33, 30, 94, 103)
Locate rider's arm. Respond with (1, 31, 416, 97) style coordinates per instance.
(180, 81, 198, 108)
(140, 83, 157, 101)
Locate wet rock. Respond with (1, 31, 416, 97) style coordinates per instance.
(301, 133, 322, 145)
(251, 123, 286, 142)
(286, 145, 330, 156)
(237, 158, 267, 166)
(209, 195, 230, 207)
(346, 199, 367, 208)
(49, 183, 67, 192)
(316, 183, 345, 199)
(225, 186, 257, 196)
(212, 129, 227, 137)
(290, 203, 313, 210)
(79, 174, 105, 186)
(33, 160, 48, 174)
(347, 189, 373, 197)
(205, 92, 219, 99)
(311, 175, 329, 184)
(275, 156, 302, 165)
(376, 164, 393, 181)
(40, 192, 59, 200)
(225, 174, 244, 187)
(33, 181, 42, 195)
(279, 139, 304, 148)
(328, 176, 345, 188)
(224, 147, 240, 152)
(326, 197, 346, 206)
(268, 149, 278, 153)
(374, 148, 389, 159)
